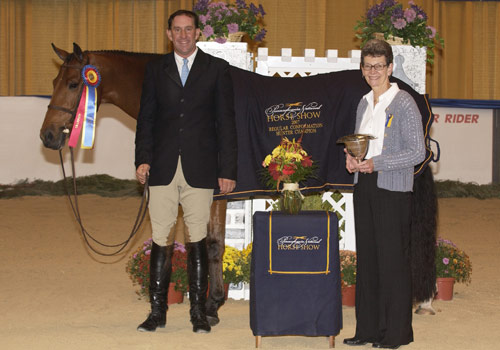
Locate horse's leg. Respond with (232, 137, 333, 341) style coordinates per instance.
(205, 199, 227, 326)
(415, 297, 436, 315)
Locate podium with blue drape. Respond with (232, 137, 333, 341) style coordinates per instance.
(250, 211, 342, 344)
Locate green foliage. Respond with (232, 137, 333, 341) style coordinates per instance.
(0, 174, 142, 199)
(435, 180, 500, 199)
(4, 175, 500, 200)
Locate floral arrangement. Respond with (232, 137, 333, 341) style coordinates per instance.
(435, 237, 472, 284)
(223, 245, 245, 284)
(354, 0, 444, 64)
(126, 239, 188, 298)
(261, 137, 315, 191)
(193, 0, 266, 43)
(339, 250, 357, 287)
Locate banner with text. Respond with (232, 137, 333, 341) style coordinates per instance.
(219, 68, 434, 199)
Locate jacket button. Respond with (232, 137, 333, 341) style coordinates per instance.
(180, 113, 184, 118)
(179, 128, 184, 132)
(180, 98, 185, 103)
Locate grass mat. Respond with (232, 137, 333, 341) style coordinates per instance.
(0, 174, 143, 199)
(2, 175, 500, 199)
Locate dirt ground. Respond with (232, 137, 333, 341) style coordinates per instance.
(1, 195, 499, 350)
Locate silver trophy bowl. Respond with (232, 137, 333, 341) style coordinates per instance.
(336, 134, 376, 162)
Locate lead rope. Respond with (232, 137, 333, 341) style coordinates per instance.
(58, 148, 149, 256)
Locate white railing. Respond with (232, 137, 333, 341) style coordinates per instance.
(256, 47, 361, 76)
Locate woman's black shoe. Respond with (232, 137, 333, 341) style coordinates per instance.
(372, 343, 400, 349)
(343, 337, 368, 346)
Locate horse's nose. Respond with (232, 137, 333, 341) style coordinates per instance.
(40, 128, 61, 150)
(41, 128, 53, 143)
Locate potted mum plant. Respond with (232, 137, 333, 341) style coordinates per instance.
(435, 237, 472, 300)
(354, 0, 444, 64)
(261, 136, 316, 214)
(339, 250, 357, 307)
(193, 0, 267, 43)
(126, 239, 188, 304)
(223, 245, 245, 285)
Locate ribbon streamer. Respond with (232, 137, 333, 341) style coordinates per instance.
(68, 65, 101, 149)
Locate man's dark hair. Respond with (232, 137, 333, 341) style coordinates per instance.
(361, 39, 394, 65)
(168, 10, 199, 29)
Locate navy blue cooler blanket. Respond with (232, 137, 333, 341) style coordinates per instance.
(250, 211, 342, 336)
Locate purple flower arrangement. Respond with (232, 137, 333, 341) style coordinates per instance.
(435, 237, 472, 285)
(354, 0, 444, 64)
(194, 0, 266, 43)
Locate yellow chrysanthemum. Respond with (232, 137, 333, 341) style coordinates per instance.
(272, 146, 282, 158)
(263, 154, 272, 166)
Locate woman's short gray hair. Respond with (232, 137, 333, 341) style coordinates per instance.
(361, 39, 394, 65)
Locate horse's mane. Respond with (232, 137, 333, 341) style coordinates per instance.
(89, 50, 162, 58)
(63, 50, 162, 64)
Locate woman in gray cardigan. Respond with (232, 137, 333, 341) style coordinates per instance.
(343, 39, 425, 350)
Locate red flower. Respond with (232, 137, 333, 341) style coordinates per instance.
(282, 164, 296, 176)
(301, 155, 313, 167)
(268, 162, 281, 180)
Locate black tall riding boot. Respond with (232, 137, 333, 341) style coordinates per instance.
(137, 242, 173, 332)
(187, 238, 211, 333)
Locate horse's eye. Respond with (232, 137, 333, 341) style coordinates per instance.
(68, 82, 79, 90)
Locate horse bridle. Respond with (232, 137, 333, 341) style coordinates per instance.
(47, 62, 87, 132)
(50, 60, 150, 257)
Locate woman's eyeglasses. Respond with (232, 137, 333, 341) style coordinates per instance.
(361, 63, 387, 71)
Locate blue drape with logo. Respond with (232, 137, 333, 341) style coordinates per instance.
(250, 211, 342, 336)
(216, 68, 435, 199)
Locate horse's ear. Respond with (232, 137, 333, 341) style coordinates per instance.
(73, 43, 84, 62)
(51, 43, 69, 62)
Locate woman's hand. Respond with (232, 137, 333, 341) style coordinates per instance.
(345, 149, 359, 173)
(357, 159, 374, 174)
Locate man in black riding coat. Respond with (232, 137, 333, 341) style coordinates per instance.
(134, 9, 237, 333)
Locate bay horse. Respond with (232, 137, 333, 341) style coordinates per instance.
(40, 43, 228, 324)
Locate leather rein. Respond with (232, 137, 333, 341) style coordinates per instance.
(51, 62, 149, 256)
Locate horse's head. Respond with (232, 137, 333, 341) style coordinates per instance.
(40, 43, 97, 150)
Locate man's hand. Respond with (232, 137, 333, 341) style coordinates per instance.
(218, 178, 236, 194)
(136, 164, 150, 184)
